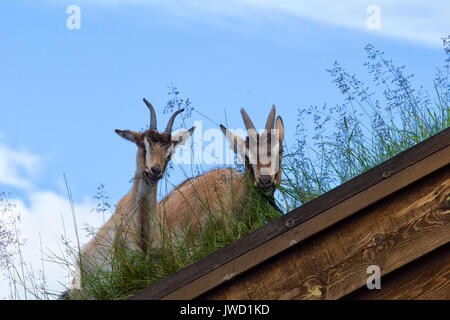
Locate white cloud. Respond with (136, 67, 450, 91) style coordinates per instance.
(0, 190, 101, 299)
(0, 139, 102, 299)
(0, 144, 41, 189)
(71, 0, 449, 47)
(238, 0, 449, 47)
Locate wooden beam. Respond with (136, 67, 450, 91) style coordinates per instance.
(130, 128, 450, 300)
(343, 244, 450, 300)
(202, 166, 450, 299)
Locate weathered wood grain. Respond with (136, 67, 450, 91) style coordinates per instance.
(202, 166, 450, 300)
(131, 128, 450, 300)
(343, 243, 449, 300)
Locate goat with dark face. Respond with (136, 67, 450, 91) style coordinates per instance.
(159, 105, 284, 236)
(221, 105, 284, 194)
(70, 98, 194, 295)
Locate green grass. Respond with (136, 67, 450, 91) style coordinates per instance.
(280, 40, 449, 208)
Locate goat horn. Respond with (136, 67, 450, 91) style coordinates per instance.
(265, 104, 276, 130)
(240, 108, 256, 131)
(143, 98, 157, 130)
(165, 108, 184, 134)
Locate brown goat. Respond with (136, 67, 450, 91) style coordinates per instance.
(70, 99, 194, 293)
(159, 105, 284, 239)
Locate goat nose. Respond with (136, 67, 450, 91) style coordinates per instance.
(259, 175, 272, 186)
(151, 165, 161, 175)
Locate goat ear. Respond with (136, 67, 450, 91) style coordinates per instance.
(220, 125, 247, 158)
(275, 116, 284, 144)
(115, 129, 140, 144)
(171, 126, 195, 148)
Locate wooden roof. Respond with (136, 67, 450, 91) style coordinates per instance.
(131, 127, 450, 300)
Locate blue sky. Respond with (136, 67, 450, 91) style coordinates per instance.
(0, 0, 448, 298)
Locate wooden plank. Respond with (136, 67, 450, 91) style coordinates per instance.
(130, 128, 450, 300)
(343, 244, 450, 300)
(202, 165, 450, 300)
